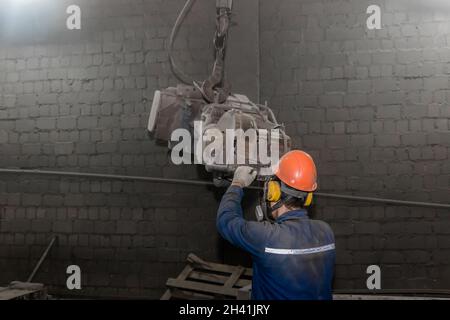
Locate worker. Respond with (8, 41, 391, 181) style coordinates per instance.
(216, 150, 335, 300)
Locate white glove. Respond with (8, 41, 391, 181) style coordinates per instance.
(232, 166, 257, 188)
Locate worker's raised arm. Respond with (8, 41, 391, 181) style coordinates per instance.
(216, 167, 267, 256)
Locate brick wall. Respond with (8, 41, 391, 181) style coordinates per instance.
(0, 0, 231, 298)
(260, 0, 450, 289)
(1, 0, 449, 298)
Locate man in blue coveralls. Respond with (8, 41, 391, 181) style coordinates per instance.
(217, 150, 335, 300)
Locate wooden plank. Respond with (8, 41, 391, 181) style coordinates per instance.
(0, 289, 40, 300)
(170, 289, 215, 300)
(163, 254, 253, 300)
(161, 264, 194, 300)
(177, 265, 194, 280)
(237, 285, 252, 300)
(224, 266, 245, 288)
(160, 290, 172, 300)
(188, 271, 251, 288)
(187, 254, 252, 277)
(167, 278, 238, 297)
(9, 281, 44, 291)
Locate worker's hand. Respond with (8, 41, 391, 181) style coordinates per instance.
(232, 166, 257, 188)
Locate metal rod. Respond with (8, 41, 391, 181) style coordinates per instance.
(0, 168, 217, 187)
(333, 288, 450, 296)
(313, 192, 450, 209)
(0, 168, 449, 209)
(27, 236, 57, 283)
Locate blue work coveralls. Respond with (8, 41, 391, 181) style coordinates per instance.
(217, 185, 336, 300)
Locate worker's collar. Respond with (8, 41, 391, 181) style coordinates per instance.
(276, 209, 308, 223)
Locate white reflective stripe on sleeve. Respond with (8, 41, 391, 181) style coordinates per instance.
(265, 243, 335, 255)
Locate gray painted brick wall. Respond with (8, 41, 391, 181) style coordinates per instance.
(260, 0, 450, 289)
(0, 0, 225, 298)
(1, 0, 450, 298)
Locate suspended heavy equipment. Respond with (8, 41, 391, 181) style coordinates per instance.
(147, 0, 291, 187)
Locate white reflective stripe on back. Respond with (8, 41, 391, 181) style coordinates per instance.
(265, 243, 336, 255)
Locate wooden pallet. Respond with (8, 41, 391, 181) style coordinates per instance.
(161, 254, 252, 300)
(0, 282, 47, 300)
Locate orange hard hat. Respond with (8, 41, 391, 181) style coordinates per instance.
(274, 150, 318, 192)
